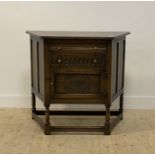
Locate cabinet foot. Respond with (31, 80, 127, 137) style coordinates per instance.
(104, 105, 111, 135)
(104, 122, 111, 135)
(119, 93, 124, 120)
(120, 113, 123, 120)
(44, 105, 51, 135)
(44, 124, 51, 135)
(31, 93, 36, 120)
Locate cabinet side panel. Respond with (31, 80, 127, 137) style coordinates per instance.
(122, 40, 126, 88)
(30, 37, 45, 101)
(111, 40, 117, 96)
(31, 38, 38, 91)
(38, 39, 44, 97)
(44, 40, 50, 104)
(30, 39, 33, 88)
(111, 38, 125, 100)
(117, 40, 124, 91)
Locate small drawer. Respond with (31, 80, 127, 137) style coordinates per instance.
(49, 40, 107, 69)
(49, 45, 107, 53)
(49, 53, 105, 68)
(48, 39, 107, 54)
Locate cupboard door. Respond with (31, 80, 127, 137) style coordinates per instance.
(48, 39, 108, 103)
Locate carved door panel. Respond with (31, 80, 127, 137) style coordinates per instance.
(49, 72, 107, 103)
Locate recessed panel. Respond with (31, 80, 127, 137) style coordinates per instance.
(55, 74, 100, 94)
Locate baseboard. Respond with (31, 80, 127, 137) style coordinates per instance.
(0, 95, 155, 109)
(0, 95, 31, 108)
(124, 96, 155, 109)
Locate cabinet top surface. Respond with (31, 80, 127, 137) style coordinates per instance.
(26, 31, 130, 39)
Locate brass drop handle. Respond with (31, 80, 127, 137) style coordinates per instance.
(57, 58, 62, 63)
(94, 46, 97, 50)
(50, 82, 54, 86)
(93, 58, 97, 64)
(57, 46, 62, 50)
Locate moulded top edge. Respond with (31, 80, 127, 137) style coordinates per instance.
(26, 31, 130, 39)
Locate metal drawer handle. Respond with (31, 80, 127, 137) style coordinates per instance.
(93, 58, 97, 64)
(50, 82, 54, 86)
(50, 46, 106, 52)
(57, 58, 62, 63)
(57, 46, 62, 50)
(94, 46, 97, 50)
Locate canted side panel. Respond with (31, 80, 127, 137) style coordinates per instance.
(117, 40, 124, 91)
(111, 38, 125, 99)
(30, 39, 33, 87)
(31, 39, 38, 91)
(30, 37, 44, 101)
(38, 39, 44, 96)
(111, 41, 117, 95)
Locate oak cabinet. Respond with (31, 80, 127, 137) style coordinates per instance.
(27, 31, 130, 135)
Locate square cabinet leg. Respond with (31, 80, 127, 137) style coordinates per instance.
(104, 105, 111, 135)
(31, 93, 36, 119)
(44, 105, 51, 135)
(119, 93, 124, 120)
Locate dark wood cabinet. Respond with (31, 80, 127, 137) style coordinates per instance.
(27, 31, 130, 135)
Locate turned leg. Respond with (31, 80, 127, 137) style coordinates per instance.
(104, 105, 111, 135)
(31, 93, 36, 119)
(44, 104, 51, 135)
(119, 93, 124, 120)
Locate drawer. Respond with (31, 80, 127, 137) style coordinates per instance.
(49, 53, 105, 69)
(48, 39, 107, 69)
(48, 39, 107, 53)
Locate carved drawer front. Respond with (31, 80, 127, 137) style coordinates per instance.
(50, 54, 105, 68)
(48, 40, 107, 69)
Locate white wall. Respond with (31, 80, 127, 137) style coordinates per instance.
(0, 1, 155, 109)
